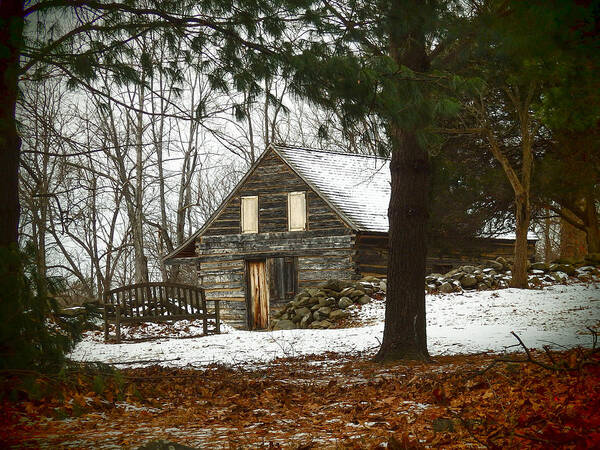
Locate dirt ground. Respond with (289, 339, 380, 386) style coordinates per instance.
(2, 348, 600, 449)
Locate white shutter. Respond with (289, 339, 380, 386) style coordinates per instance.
(288, 192, 306, 231)
(241, 196, 258, 233)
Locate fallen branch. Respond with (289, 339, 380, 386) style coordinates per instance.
(542, 345, 557, 366)
(509, 331, 555, 371)
(513, 432, 569, 446)
(470, 330, 600, 379)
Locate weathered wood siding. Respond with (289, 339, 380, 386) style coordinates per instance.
(203, 149, 349, 236)
(197, 259, 246, 328)
(427, 238, 537, 273)
(355, 233, 388, 278)
(196, 230, 354, 259)
(196, 233, 357, 328)
(297, 248, 357, 289)
(355, 232, 537, 277)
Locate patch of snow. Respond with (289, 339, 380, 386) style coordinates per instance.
(325, 418, 343, 424)
(401, 401, 429, 413)
(364, 421, 389, 427)
(69, 283, 600, 369)
(114, 402, 162, 413)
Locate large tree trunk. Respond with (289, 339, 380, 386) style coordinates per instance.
(376, 125, 431, 361)
(555, 195, 598, 256)
(375, 4, 430, 361)
(0, 1, 24, 250)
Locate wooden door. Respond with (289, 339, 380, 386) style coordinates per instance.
(269, 257, 298, 302)
(247, 260, 269, 329)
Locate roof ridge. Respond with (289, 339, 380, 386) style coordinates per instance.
(272, 143, 389, 161)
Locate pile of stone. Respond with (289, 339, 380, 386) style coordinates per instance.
(426, 255, 600, 293)
(528, 256, 600, 285)
(271, 255, 600, 330)
(271, 278, 385, 331)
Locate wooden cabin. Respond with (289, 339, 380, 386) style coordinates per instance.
(164, 144, 536, 329)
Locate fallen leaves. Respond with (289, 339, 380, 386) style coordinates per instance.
(1, 349, 599, 448)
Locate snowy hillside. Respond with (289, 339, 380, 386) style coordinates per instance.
(70, 282, 600, 369)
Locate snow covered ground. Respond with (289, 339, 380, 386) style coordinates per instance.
(69, 283, 600, 369)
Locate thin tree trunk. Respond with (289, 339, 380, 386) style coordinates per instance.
(246, 92, 256, 163)
(154, 77, 172, 281)
(0, 1, 24, 250)
(512, 195, 530, 287)
(36, 139, 50, 295)
(510, 88, 534, 288)
(176, 113, 199, 248)
(544, 208, 552, 263)
(483, 86, 535, 288)
(264, 78, 270, 147)
(583, 193, 600, 254)
(133, 79, 149, 283)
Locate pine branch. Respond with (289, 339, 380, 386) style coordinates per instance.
(321, 0, 383, 57)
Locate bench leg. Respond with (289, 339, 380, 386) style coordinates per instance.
(215, 301, 220, 334)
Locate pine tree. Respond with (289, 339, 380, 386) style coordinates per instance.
(534, 0, 600, 255)
(0, 243, 90, 371)
(289, 0, 467, 360)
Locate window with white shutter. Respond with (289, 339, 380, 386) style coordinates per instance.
(241, 196, 258, 233)
(288, 192, 306, 231)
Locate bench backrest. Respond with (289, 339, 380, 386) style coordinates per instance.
(103, 282, 207, 319)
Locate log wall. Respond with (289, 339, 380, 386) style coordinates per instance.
(196, 233, 357, 328)
(197, 259, 246, 328)
(203, 149, 349, 236)
(427, 238, 537, 273)
(355, 233, 388, 278)
(355, 233, 537, 277)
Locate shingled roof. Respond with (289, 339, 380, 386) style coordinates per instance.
(274, 145, 390, 233)
(164, 145, 391, 261)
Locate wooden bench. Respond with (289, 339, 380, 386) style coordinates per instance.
(102, 282, 220, 343)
